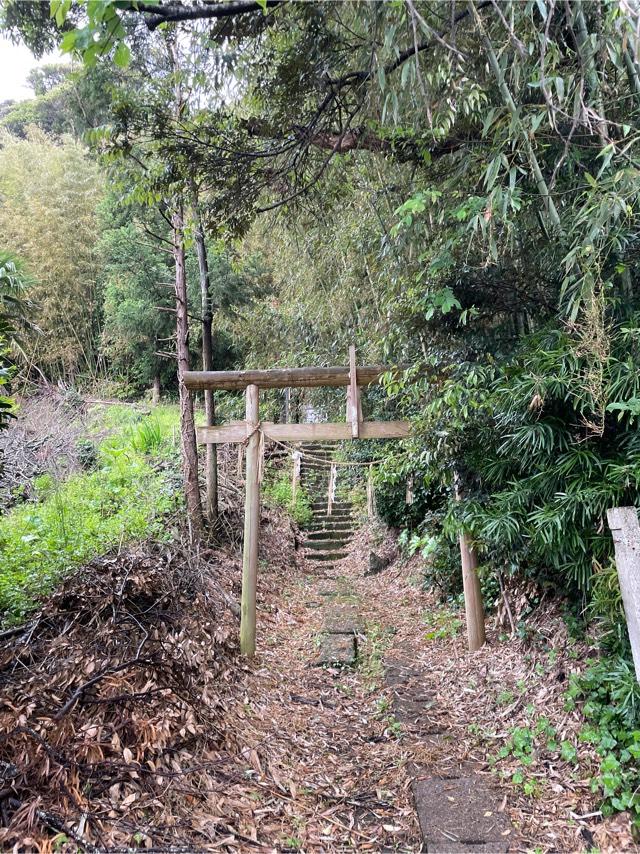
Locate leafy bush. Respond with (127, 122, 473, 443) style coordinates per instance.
(128, 418, 163, 454)
(75, 437, 98, 469)
(396, 504, 462, 598)
(463, 322, 640, 593)
(32, 472, 55, 499)
(588, 560, 630, 656)
(263, 474, 312, 526)
(567, 657, 640, 826)
(383, 320, 640, 602)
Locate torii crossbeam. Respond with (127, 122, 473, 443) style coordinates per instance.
(183, 348, 410, 656)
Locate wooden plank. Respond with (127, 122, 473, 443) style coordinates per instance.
(240, 384, 260, 657)
(197, 420, 411, 444)
(183, 364, 392, 391)
(607, 507, 640, 681)
(197, 422, 249, 443)
(348, 345, 360, 438)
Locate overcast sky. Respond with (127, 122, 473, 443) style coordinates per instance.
(0, 35, 67, 102)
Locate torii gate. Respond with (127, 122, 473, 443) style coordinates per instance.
(183, 347, 410, 656)
(184, 347, 486, 657)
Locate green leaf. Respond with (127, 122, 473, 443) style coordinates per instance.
(114, 42, 131, 67)
(256, 0, 268, 9)
(60, 29, 78, 53)
(51, 0, 71, 26)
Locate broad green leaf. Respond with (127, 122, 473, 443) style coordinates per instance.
(60, 29, 78, 52)
(114, 42, 131, 68)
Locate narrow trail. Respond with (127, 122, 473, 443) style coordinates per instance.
(216, 532, 423, 851)
(211, 445, 516, 852)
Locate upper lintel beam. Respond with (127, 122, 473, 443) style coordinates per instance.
(183, 364, 394, 392)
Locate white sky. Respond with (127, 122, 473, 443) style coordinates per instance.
(0, 35, 68, 102)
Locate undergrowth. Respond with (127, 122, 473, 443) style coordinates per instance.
(489, 651, 640, 830)
(0, 404, 180, 623)
(263, 473, 312, 526)
(568, 656, 640, 827)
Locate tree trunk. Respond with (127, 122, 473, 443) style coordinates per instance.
(192, 196, 218, 522)
(152, 373, 161, 406)
(172, 204, 203, 535)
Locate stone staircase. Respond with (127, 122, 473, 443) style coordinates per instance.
(298, 443, 355, 566)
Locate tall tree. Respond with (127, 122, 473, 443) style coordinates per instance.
(191, 185, 218, 521)
(0, 128, 103, 379)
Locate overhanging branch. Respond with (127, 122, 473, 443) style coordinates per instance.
(137, 0, 283, 30)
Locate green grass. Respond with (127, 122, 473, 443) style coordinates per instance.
(0, 404, 181, 624)
(262, 472, 312, 525)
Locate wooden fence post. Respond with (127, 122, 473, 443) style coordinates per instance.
(240, 384, 260, 657)
(347, 345, 361, 438)
(455, 479, 486, 652)
(459, 530, 486, 652)
(327, 462, 336, 516)
(367, 462, 375, 518)
(292, 449, 301, 503)
(406, 474, 414, 505)
(284, 387, 291, 423)
(607, 507, 640, 681)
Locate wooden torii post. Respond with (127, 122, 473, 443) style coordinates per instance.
(183, 348, 410, 656)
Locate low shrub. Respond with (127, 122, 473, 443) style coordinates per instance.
(263, 474, 312, 526)
(567, 656, 640, 827)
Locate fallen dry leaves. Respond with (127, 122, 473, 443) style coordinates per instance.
(1, 478, 637, 852)
(341, 520, 639, 853)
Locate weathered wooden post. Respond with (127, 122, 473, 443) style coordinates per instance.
(240, 384, 260, 656)
(406, 474, 414, 505)
(367, 462, 375, 518)
(237, 445, 243, 481)
(347, 345, 361, 438)
(607, 507, 640, 681)
(327, 462, 337, 516)
(455, 479, 486, 652)
(284, 387, 291, 423)
(459, 530, 486, 652)
(292, 449, 301, 503)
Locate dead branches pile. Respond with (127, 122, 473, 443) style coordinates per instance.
(0, 388, 86, 508)
(0, 539, 241, 851)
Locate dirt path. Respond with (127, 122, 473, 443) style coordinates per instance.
(205, 502, 531, 854)
(214, 544, 423, 851)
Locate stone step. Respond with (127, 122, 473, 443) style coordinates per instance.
(313, 512, 352, 522)
(306, 529, 352, 541)
(307, 521, 353, 531)
(412, 776, 512, 852)
(300, 444, 337, 451)
(324, 605, 363, 634)
(305, 551, 349, 562)
(314, 633, 356, 666)
(311, 500, 351, 509)
(304, 538, 350, 551)
(313, 503, 352, 512)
